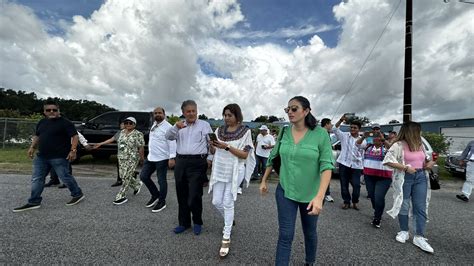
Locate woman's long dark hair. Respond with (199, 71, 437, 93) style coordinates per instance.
(289, 96, 317, 130)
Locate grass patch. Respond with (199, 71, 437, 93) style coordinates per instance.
(0, 147, 33, 174)
(437, 157, 463, 181)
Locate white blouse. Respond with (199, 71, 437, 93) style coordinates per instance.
(209, 126, 256, 200)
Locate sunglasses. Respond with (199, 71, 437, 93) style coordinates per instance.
(123, 121, 135, 125)
(45, 109, 58, 112)
(284, 106, 300, 113)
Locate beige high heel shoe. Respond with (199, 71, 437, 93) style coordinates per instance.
(219, 238, 231, 258)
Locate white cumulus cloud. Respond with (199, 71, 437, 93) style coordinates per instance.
(0, 0, 472, 123)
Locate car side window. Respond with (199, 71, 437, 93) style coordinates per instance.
(90, 113, 121, 130)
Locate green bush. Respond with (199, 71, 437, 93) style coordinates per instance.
(422, 132, 450, 155)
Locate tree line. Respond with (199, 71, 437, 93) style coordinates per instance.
(0, 88, 116, 121)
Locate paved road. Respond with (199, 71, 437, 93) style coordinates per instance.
(1, 173, 472, 265)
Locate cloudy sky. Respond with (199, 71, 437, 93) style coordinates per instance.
(1, 0, 473, 123)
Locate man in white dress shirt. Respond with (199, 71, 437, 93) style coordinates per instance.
(165, 100, 213, 235)
(140, 107, 176, 212)
(333, 115, 365, 210)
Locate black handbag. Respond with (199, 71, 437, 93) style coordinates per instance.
(429, 171, 440, 190)
(272, 126, 286, 175)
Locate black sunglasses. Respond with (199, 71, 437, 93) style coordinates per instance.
(45, 109, 58, 112)
(123, 121, 135, 125)
(284, 106, 300, 113)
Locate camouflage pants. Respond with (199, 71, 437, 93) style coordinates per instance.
(116, 157, 141, 200)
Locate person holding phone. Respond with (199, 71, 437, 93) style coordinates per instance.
(208, 103, 255, 258)
(383, 121, 436, 253)
(334, 114, 365, 210)
(253, 125, 275, 180)
(356, 133, 392, 228)
(260, 96, 333, 265)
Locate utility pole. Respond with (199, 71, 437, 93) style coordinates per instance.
(403, 0, 413, 123)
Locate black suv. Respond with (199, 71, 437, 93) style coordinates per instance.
(75, 111, 153, 161)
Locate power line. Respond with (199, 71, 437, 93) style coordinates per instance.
(331, 0, 402, 120)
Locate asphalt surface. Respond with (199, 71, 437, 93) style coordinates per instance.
(1, 173, 473, 265)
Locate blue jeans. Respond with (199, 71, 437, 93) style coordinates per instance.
(140, 159, 169, 202)
(364, 175, 392, 220)
(275, 184, 318, 265)
(398, 170, 428, 236)
(29, 156, 83, 204)
(339, 164, 362, 204)
(253, 155, 268, 176)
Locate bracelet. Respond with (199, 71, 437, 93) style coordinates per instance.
(70, 148, 77, 152)
(225, 145, 230, 151)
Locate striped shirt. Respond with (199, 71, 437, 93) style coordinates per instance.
(363, 145, 392, 178)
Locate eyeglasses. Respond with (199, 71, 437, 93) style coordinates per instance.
(284, 106, 300, 113)
(45, 109, 58, 112)
(124, 121, 134, 125)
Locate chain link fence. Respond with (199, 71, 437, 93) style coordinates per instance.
(0, 118, 37, 148)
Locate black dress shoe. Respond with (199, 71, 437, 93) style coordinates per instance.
(456, 194, 469, 202)
(44, 181, 60, 187)
(111, 181, 122, 187)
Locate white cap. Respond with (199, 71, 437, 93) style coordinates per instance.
(123, 117, 137, 124)
(259, 125, 269, 131)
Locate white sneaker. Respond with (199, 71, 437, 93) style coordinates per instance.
(325, 195, 334, 202)
(133, 181, 143, 195)
(413, 236, 434, 253)
(396, 231, 410, 243)
(237, 187, 242, 195)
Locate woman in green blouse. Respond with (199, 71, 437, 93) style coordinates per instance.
(260, 96, 333, 266)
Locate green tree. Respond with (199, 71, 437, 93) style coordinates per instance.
(253, 115, 269, 123)
(389, 119, 400, 124)
(346, 115, 371, 126)
(198, 114, 208, 120)
(167, 114, 180, 125)
(422, 132, 451, 155)
(268, 115, 279, 123)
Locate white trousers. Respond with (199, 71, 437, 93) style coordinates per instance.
(462, 161, 474, 198)
(212, 168, 245, 239)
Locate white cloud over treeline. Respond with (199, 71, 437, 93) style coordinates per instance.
(1, 0, 472, 123)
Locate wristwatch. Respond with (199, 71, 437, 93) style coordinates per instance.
(225, 145, 230, 151)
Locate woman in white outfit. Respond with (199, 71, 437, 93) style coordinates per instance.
(209, 103, 255, 258)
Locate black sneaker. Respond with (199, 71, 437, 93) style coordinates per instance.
(152, 201, 166, 213)
(456, 194, 469, 202)
(371, 218, 381, 228)
(13, 203, 41, 213)
(145, 197, 159, 208)
(66, 194, 85, 206)
(113, 198, 128, 205)
(44, 181, 60, 187)
(111, 181, 122, 187)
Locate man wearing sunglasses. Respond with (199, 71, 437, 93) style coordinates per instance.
(13, 100, 85, 212)
(334, 114, 366, 210)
